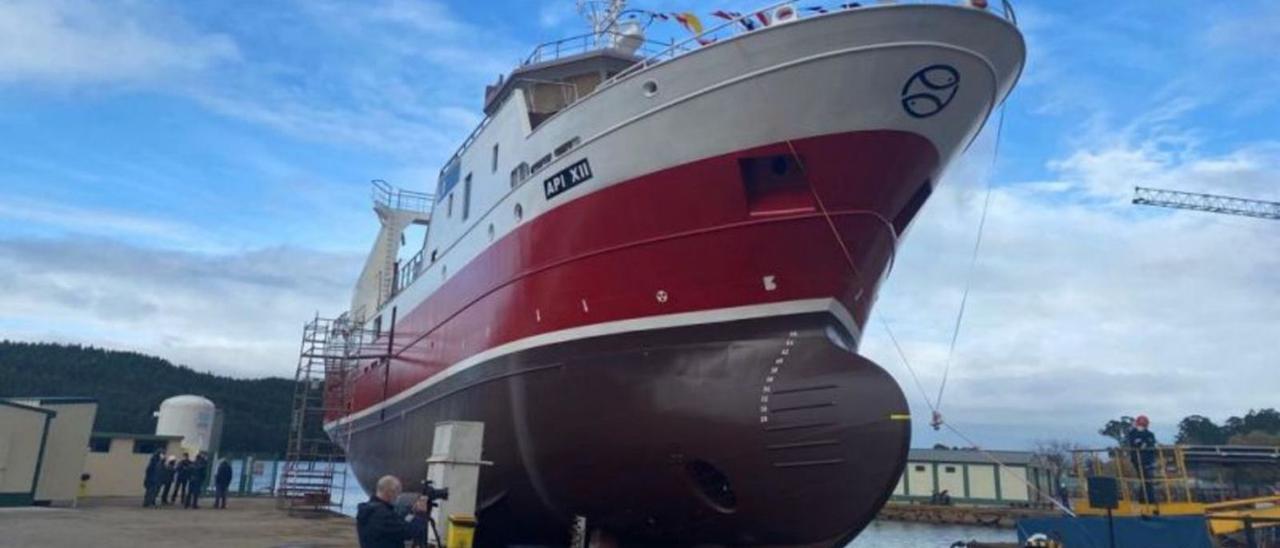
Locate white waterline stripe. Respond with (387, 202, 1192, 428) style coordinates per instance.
(326, 297, 857, 430)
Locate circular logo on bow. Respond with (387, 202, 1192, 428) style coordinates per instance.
(901, 64, 960, 119)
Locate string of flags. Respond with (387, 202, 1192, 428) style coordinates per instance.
(631, 3, 867, 44)
(631, 1, 993, 45)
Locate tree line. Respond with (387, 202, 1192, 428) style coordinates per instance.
(0, 341, 294, 454)
(1099, 409, 1280, 446)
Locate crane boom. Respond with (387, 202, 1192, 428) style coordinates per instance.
(1132, 186, 1280, 220)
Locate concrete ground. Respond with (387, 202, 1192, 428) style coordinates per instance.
(0, 496, 358, 548)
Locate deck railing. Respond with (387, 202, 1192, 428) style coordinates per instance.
(522, 31, 679, 66)
(440, 0, 1016, 179)
(372, 179, 433, 213)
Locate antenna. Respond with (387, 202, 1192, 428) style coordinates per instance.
(577, 0, 626, 44)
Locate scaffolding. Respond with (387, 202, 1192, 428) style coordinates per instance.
(278, 312, 378, 515)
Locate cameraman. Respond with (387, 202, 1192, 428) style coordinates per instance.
(357, 475, 429, 548)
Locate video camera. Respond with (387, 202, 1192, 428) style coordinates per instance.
(420, 479, 449, 509)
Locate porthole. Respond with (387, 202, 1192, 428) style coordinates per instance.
(514, 203, 524, 222)
(642, 80, 659, 97)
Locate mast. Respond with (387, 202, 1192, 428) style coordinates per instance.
(577, 0, 627, 46)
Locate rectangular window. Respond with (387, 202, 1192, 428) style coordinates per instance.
(945, 466, 957, 473)
(531, 153, 553, 174)
(491, 144, 499, 173)
(447, 193, 454, 218)
(133, 439, 165, 455)
(554, 137, 580, 157)
(89, 437, 111, 453)
(437, 158, 461, 196)
(463, 173, 472, 221)
(915, 465, 926, 472)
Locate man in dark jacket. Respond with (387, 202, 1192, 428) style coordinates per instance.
(142, 452, 162, 507)
(184, 453, 208, 509)
(356, 475, 428, 548)
(213, 459, 233, 509)
(1126, 414, 1158, 504)
(174, 453, 191, 504)
(159, 457, 176, 504)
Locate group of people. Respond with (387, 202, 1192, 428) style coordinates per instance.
(143, 451, 234, 509)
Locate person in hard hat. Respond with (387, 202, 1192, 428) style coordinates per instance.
(1125, 415, 1158, 504)
(356, 475, 428, 548)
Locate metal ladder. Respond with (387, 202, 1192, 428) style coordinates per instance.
(279, 314, 367, 515)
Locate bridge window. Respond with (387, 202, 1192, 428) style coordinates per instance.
(530, 153, 553, 174)
(438, 158, 461, 196)
(510, 162, 529, 188)
(463, 173, 472, 221)
(554, 137, 580, 157)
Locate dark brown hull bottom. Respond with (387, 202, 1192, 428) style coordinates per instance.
(336, 312, 910, 546)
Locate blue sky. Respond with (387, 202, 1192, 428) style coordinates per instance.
(1, 0, 1277, 450)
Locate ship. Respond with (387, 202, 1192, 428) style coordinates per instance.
(323, 1, 1025, 545)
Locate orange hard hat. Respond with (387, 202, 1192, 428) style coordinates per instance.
(1135, 415, 1150, 427)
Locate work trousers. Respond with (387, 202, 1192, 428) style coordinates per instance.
(184, 483, 204, 508)
(214, 485, 228, 509)
(143, 483, 159, 507)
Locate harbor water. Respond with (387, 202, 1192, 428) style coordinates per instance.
(237, 461, 1015, 547)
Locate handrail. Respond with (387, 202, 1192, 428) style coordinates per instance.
(372, 179, 434, 213)
(437, 0, 1017, 180)
(604, 0, 1017, 89)
(521, 31, 675, 66)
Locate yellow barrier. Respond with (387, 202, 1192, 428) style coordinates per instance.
(446, 514, 477, 548)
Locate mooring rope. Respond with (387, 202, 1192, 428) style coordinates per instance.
(878, 316, 938, 413)
(784, 139, 866, 285)
(935, 104, 1005, 415)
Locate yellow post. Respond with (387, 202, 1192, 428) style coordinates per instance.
(1157, 448, 1172, 505)
(1175, 446, 1193, 503)
(446, 514, 477, 548)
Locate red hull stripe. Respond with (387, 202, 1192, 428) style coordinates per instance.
(339, 130, 938, 420)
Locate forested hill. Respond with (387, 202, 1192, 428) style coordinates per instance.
(0, 341, 292, 454)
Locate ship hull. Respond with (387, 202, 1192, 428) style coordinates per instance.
(340, 311, 907, 546)
(327, 4, 1024, 545)
(330, 128, 930, 545)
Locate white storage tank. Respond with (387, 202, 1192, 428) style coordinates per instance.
(154, 395, 216, 454)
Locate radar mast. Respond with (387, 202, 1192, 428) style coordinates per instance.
(577, 0, 627, 45)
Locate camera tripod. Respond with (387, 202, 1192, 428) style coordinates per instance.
(412, 480, 450, 548)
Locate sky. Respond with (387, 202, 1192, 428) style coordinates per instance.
(0, 0, 1277, 451)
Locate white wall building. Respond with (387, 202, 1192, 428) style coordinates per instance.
(892, 448, 1056, 506)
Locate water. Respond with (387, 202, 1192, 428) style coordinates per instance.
(849, 520, 1015, 547)
(275, 464, 1014, 546)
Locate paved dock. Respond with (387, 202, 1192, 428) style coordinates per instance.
(0, 497, 357, 548)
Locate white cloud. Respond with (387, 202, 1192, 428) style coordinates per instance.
(866, 131, 1280, 449)
(0, 196, 206, 247)
(0, 0, 238, 86)
(1202, 2, 1280, 52)
(0, 237, 361, 377)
